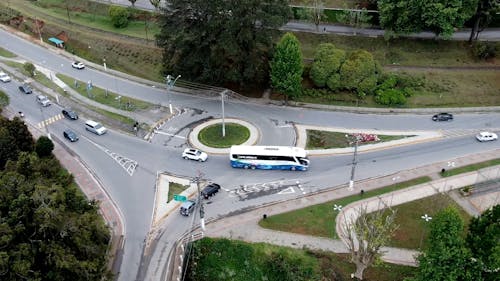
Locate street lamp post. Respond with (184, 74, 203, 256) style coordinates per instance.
(346, 134, 361, 191)
(220, 90, 228, 137)
(165, 74, 181, 114)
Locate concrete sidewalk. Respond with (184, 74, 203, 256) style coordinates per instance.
(204, 149, 500, 266)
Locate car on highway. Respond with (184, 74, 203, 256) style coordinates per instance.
(180, 200, 196, 216)
(476, 132, 498, 142)
(432, 113, 453, 121)
(36, 95, 51, 107)
(201, 183, 221, 199)
(71, 61, 85, 69)
(63, 129, 79, 142)
(85, 120, 107, 135)
(18, 84, 33, 94)
(182, 148, 208, 162)
(0, 72, 11, 82)
(62, 108, 78, 120)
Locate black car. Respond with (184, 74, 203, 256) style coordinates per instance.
(432, 113, 453, 121)
(63, 129, 79, 142)
(201, 183, 221, 199)
(62, 109, 79, 120)
(18, 84, 33, 94)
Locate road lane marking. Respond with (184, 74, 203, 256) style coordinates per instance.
(153, 130, 186, 139)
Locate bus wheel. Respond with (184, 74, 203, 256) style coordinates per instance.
(291, 166, 296, 171)
(251, 166, 256, 170)
(244, 165, 249, 169)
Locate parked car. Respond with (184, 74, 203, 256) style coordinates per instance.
(36, 95, 51, 107)
(432, 113, 453, 121)
(0, 72, 11, 83)
(182, 148, 208, 162)
(180, 200, 196, 216)
(18, 84, 33, 94)
(71, 61, 85, 69)
(63, 129, 79, 142)
(85, 120, 107, 135)
(476, 132, 498, 142)
(201, 183, 221, 199)
(62, 108, 78, 120)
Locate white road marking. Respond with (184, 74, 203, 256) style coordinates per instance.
(154, 130, 186, 139)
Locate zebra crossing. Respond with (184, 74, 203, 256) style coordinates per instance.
(37, 113, 64, 129)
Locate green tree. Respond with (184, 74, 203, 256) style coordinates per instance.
(466, 205, 500, 281)
(378, 0, 478, 38)
(339, 50, 380, 97)
(23, 62, 35, 77)
(309, 43, 346, 88)
(413, 207, 482, 281)
(336, 6, 373, 34)
(156, 0, 290, 87)
(34, 136, 54, 158)
(295, 0, 326, 32)
(108, 5, 130, 28)
(340, 203, 398, 280)
(270, 33, 303, 103)
(469, 0, 500, 42)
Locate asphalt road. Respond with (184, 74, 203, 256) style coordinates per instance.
(2, 27, 500, 281)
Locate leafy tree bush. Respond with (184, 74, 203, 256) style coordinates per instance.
(0, 117, 111, 280)
(23, 62, 35, 77)
(309, 43, 346, 88)
(156, 0, 290, 86)
(466, 205, 500, 281)
(412, 207, 481, 281)
(35, 136, 54, 158)
(109, 5, 130, 28)
(339, 50, 380, 97)
(0, 89, 9, 108)
(471, 41, 498, 60)
(378, 0, 478, 38)
(270, 33, 303, 102)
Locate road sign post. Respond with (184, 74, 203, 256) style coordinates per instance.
(173, 194, 187, 202)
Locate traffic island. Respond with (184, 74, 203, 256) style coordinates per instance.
(189, 118, 260, 154)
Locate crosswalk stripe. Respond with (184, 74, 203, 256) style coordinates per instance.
(36, 113, 64, 129)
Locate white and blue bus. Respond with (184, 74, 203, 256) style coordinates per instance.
(229, 145, 309, 171)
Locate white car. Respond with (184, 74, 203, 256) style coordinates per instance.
(36, 95, 51, 107)
(71, 61, 85, 69)
(476, 132, 498, 142)
(182, 148, 208, 162)
(0, 72, 11, 83)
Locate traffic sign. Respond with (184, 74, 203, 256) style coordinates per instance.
(173, 194, 187, 202)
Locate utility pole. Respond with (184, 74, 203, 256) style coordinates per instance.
(346, 134, 361, 191)
(194, 172, 205, 231)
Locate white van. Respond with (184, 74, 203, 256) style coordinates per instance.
(85, 120, 107, 135)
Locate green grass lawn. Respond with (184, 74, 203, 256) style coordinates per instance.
(259, 176, 431, 239)
(441, 158, 500, 177)
(57, 73, 153, 111)
(306, 129, 409, 149)
(187, 238, 416, 281)
(0, 47, 17, 58)
(168, 182, 189, 203)
(389, 194, 472, 249)
(198, 123, 250, 148)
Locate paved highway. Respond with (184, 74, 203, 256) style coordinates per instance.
(1, 27, 500, 281)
